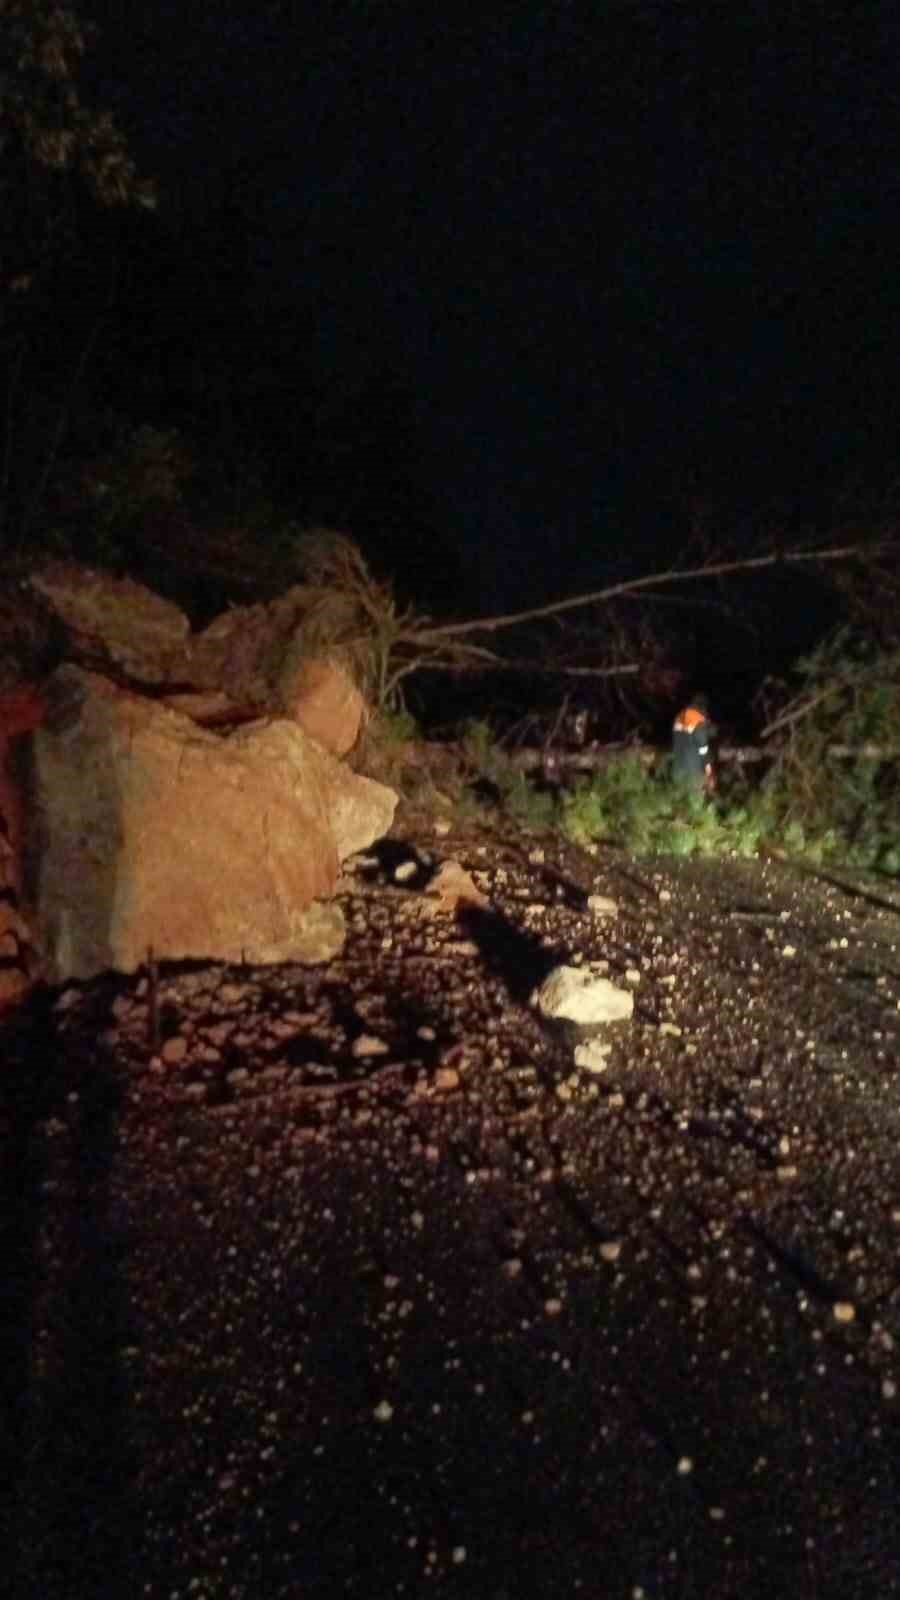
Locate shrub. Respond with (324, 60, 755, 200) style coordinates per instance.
(760, 628, 900, 873)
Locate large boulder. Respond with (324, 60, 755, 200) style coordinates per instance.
(25, 566, 372, 746)
(27, 563, 190, 683)
(186, 585, 363, 720)
(27, 666, 396, 981)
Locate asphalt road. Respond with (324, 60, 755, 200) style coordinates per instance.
(2, 827, 900, 1599)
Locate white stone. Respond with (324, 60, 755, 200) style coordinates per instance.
(574, 1039, 613, 1073)
(587, 894, 618, 918)
(532, 964, 634, 1026)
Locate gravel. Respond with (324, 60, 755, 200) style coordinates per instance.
(2, 818, 900, 1598)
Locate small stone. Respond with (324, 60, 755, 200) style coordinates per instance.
(587, 894, 618, 919)
(434, 1066, 460, 1092)
(599, 1240, 622, 1263)
(544, 1297, 563, 1316)
(54, 987, 83, 1012)
(574, 1038, 612, 1073)
(373, 1400, 394, 1422)
(502, 1258, 523, 1279)
(394, 860, 418, 883)
(161, 1035, 189, 1064)
(833, 1301, 856, 1323)
(659, 1022, 682, 1038)
(782, 945, 797, 958)
(352, 1033, 390, 1058)
(676, 1456, 694, 1475)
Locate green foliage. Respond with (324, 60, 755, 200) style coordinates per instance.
(501, 770, 559, 829)
(373, 705, 420, 745)
(760, 628, 900, 873)
(559, 760, 765, 860)
(458, 718, 560, 829)
(544, 629, 900, 871)
(461, 718, 507, 782)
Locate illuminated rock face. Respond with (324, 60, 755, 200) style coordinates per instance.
(27, 564, 190, 683)
(277, 655, 365, 757)
(27, 667, 395, 981)
(28, 566, 367, 758)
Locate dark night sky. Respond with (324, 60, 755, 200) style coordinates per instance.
(86, 1, 900, 625)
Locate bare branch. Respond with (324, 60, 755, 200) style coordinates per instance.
(411, 658, 639, 679)
(407, 538, 897, 644)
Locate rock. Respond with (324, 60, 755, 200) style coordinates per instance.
(278, 656, 365, 755)
(28, 563, 190, 683)
(351, 1033, 390, 1058)
(285, 901, 347, 964)
(27, 666, 387, 980)
(320, 760, 397, 862)
(587, 893, 618, 919)
(0, 684, 46, 1007)
(574, 1038, 613, 1072)
(532, 964, 634, 1026)
(186, 587, 368, 739)
(160, 690, 244, 726)
(187, 598, 279, 706)
(422, 860, 489, 914)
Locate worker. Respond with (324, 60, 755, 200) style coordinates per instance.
(671, 693, 717, 794)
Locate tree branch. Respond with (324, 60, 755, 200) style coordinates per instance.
(406, 538, 896, 643)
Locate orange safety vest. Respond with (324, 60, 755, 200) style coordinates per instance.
(673, 705, 707, 735)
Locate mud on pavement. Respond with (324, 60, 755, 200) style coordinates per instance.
(2, 817, 900, 1599)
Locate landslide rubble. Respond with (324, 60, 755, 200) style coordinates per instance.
(2, 816, 900, 1598)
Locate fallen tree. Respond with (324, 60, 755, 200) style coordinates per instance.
(377, 532, 900, 704)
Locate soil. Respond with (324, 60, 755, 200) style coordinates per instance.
(2, 805, 900, 1599)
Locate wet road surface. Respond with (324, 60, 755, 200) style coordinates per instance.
(2, 832, 900, 1598)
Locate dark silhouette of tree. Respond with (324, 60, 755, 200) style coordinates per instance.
(0, 0, 155, 548)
